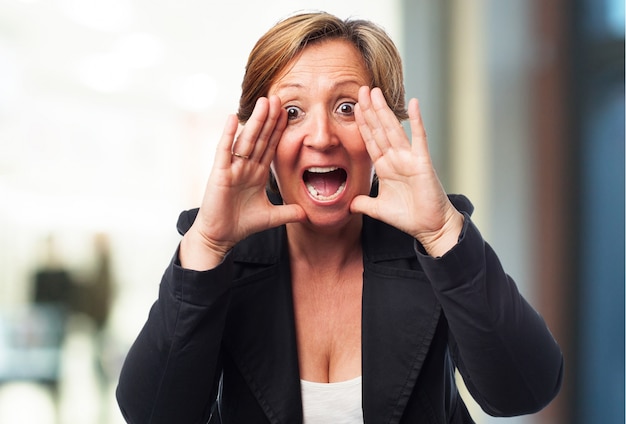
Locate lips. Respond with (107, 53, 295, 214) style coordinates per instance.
(303, 166, 347, 201)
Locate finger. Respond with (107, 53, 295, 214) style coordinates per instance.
(355, 87, 384, 160)
(260, 100, 287, 166)
(215, 114, 240, 168)
(359, 87, 408, 155)
(232, 97, 270, 158)
(253, 95, 286, 164)
(370, 88, 408, 149)
(408, 98, 430, 158)
(357, 86, 391, 152)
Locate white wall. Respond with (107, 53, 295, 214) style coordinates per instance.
(0, 1, 400, 423)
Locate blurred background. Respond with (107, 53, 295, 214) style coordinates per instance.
(0, 0, 623, 423)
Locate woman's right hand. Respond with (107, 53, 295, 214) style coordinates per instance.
(180, 95, 306, 270)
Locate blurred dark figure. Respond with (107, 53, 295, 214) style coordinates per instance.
(71, 233, 114, 332)
(71, 233, 116, 402)
(33, 235, 75, 311)
(33, 269, 74, 311)
(28, 235, 75, 392)
(31, 233, 115, 423)
(0, 235, 73, 424)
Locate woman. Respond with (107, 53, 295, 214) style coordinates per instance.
(116, 12, 563, 423)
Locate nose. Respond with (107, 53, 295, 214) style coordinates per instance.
(303, 110, 339, 151)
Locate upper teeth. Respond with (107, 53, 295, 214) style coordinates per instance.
(307, 166, 338, 173)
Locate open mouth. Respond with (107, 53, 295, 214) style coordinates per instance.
(303, 167, 347, 201)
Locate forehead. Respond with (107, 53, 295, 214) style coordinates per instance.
(270, 39, 370, 90)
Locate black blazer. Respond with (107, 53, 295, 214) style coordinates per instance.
(117, 195, 563, 424)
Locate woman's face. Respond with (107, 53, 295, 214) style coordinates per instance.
(268, 39, 374, 230)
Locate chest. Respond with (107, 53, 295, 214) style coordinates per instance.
(291, 261, 363, 383)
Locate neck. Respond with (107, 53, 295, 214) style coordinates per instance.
(286, 215, 363, 270)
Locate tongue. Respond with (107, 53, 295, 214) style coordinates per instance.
(305, 169, 345, 197)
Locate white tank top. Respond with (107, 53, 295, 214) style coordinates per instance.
(300, 376, 364, 424)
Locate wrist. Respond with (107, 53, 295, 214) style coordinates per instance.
(417, 210, 465, 258)
(179, 229, 232, 271)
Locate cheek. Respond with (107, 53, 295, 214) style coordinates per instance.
(271, 139, 294, 175)
(342, 127, 367, 153)
(269, 136, 298, 191)
(348, 140, 373, 170)
(348, 142, 375, 187)
(273, 130, 299, 160)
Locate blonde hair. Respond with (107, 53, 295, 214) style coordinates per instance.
(237, 11, 408, 123)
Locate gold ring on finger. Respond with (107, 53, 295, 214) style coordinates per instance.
(232, 152, 250, 160)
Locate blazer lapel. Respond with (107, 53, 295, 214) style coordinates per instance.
(361, 216, 442, 424)
(222, 226, 303, 424)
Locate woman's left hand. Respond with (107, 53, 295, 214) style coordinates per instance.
(351, 86, 464, 257)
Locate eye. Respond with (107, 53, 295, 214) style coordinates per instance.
(337, 102, 356, 116)
(285, 106, 303, 120)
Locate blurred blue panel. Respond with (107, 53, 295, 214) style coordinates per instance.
(579, 75, 625, 423)
(583, 0, 625, 38)
(607, 0, 625, 36)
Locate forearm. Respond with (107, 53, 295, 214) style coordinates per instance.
(116, 249, 233, 423)
(416, 215, 563, 415)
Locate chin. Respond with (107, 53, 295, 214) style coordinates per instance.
(300, 203, 359, 232)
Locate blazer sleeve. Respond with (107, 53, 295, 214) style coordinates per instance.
(116, 247, 233, 424)
(416, 213, 563, 416)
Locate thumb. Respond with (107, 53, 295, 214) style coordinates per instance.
(350, 194, 378, 218)
(268, 204, 307, 228)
